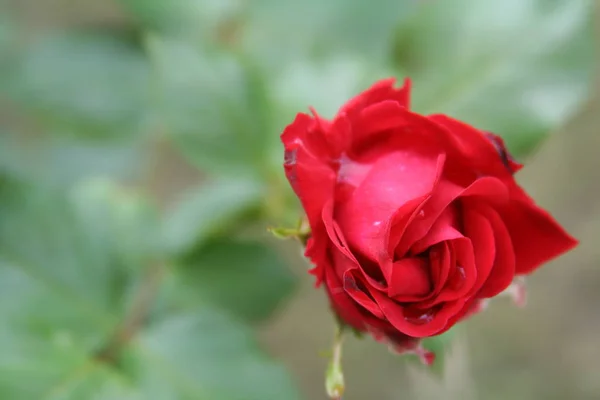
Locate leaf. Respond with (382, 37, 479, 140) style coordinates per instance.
(0, 180, 157, 326)
(118, 0, 241, 41)
(0, 181, 152, 398)
(162, 178, 265, 255)
(241, 0, 415, 70)
(134, 310, 301, 400)
(400, 0, 594, 156)
(0, 131, 143, 188)
(0, 181, 300, 399)
(6, 32, 152, 138)
(174, 238, 297, 323)
(147, 36, 272, 176)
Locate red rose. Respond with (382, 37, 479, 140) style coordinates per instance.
(281, 78, 577, 358)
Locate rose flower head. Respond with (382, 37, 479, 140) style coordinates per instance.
(281, 78, 577, 361)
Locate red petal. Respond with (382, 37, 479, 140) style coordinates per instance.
(356, 100, 410, 137)
(282, 113, 336, 231)
(341, 269, 385, 319)
(428, 114, 516, 179)
(369, 287, 466, 337)
(500, 191, 578, 275)
(322, 200, 387, 290)
(325, 267, 370, 331)
(388, 257, 432, 298)
(422, 237, 478, 306)
(409, 206, 463, 255)
(397, 176, 508, 257)
(338, 151, 445, 263)
(339, 77, 411, 118)
(475, 204, 516, 297)
(462, 207, 496, 295)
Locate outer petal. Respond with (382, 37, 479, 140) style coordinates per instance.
(282, 113, 337, 285)
(428, 114, 517, 179)
(339, 78, 411, 118)
(500, 188, 578, 274)
(282, 114, 336, 228)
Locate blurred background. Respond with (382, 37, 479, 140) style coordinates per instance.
(0, 0, 598, 399)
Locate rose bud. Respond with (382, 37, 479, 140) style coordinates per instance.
(281, 78, 577, 355)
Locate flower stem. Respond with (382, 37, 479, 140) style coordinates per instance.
(326, 323, 346, 400)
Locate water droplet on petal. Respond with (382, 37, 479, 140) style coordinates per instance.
(403, 308, 435, 325)
(373, 221, 381, 227)
(448, 265, 466, 290)
(418, 209, 425, 218)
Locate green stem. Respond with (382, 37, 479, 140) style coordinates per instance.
(95, 263, 165, 364)
(326, 323, 346, 400)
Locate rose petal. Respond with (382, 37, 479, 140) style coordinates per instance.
(476, 204, 516, 298)
(397, 176, 508, 257)
(325, 267, 382, 332)
(409, 206, 463, 255)
(339, 78, 411, 118)
(428, 114, 516, 179)
(429, 242, 453, 298)
(369, 288, 466, 337)
(357, 100, 411, 136)
(338, 151, 445, 264)
(419, 237, 478, 307)
(322, 200, 387, 290)
(342, 270, 385, 319)
(500, 190, 578, 275)
(282, 113, 337, 234)
(388, 257, 432, 298)
(462, 206, 496, 295)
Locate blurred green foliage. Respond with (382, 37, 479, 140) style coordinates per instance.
(0, 0, 594, 398)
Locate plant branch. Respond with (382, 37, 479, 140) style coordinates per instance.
(95, 263, 165, 364)
(326, 322, 346, 400)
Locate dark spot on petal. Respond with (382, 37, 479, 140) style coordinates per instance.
(484, 132, 516, 174)
(343, 274, 359, 291)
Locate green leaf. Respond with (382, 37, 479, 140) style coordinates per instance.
(162, 178, 264, 255)
(0, 181, 153, 398)
(147, 36, 272, 176)
(0, 180, 157, 326)
(0, 181, 300, 399)
(173, 238, 297, 323)
(118, 0, 241, 41)
(242, 0, 414, 70)
(134, 310, 301, 400)
(0, 131, 143, 188)
(401, 0, 594, 156)
(6, 32, 151, 138)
